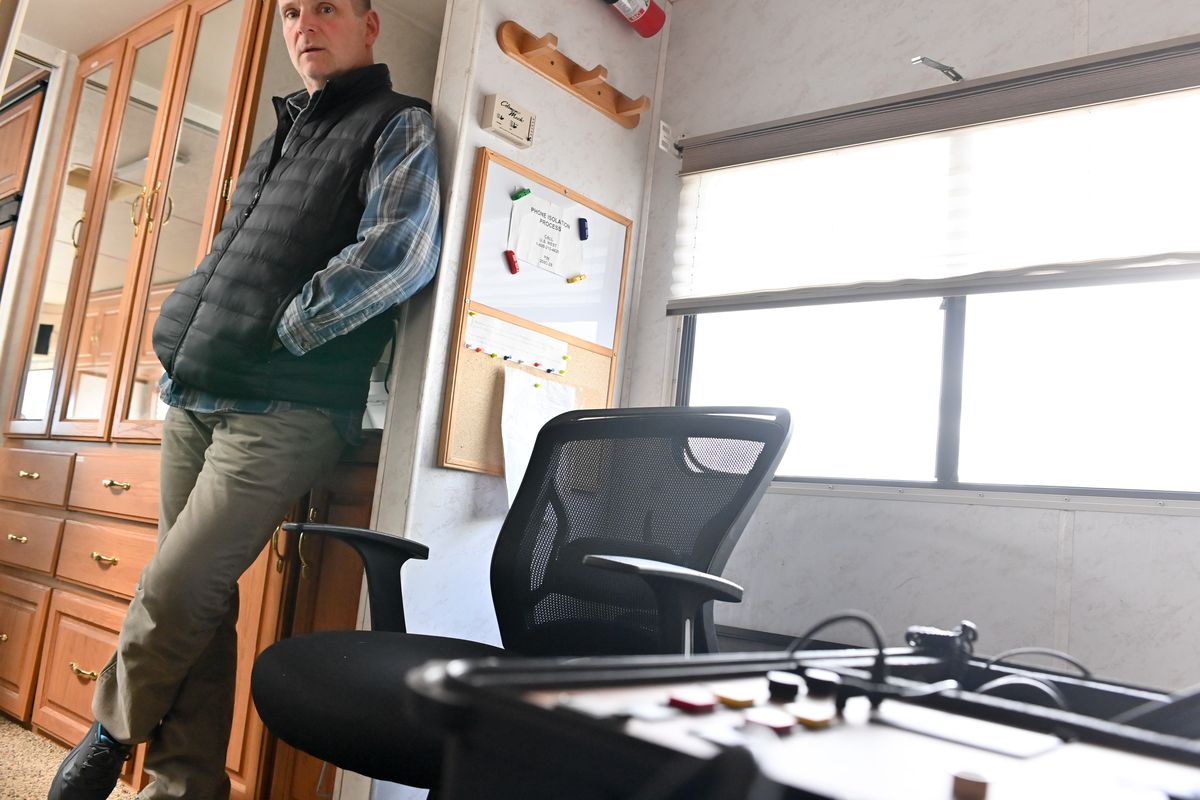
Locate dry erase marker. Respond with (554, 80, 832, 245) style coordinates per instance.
(504, 250, 520, 274)
(511, 187, 531, 200)
(578, 218, 589, 240)
(566, 273, 586, 284)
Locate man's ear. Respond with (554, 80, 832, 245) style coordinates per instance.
(364, 9, 380, 47)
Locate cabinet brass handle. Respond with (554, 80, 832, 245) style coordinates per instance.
(0, 634, 8, 643)
(7, 534, 28, 544)
(69, 661, 99, 681)
(130, 185, 147, 233)
(145, 180, 161, 234)
(90, 551, 119, 566)
(18, 470, 40, 480)
(101, 479, 132, 491)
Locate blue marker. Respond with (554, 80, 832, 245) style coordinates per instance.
(578, 218, 589, 240)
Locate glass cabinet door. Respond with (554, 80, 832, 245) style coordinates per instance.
(5, 44, 122, 436)
(114, 0, 252, 438)
(51, 10, 184, 439)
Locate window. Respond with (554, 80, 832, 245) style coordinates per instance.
(671, 41, 1200, 497)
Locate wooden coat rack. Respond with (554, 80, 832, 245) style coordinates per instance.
(497, 20, 651, 129)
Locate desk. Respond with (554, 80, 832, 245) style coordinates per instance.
(409, 651, 1200, 800)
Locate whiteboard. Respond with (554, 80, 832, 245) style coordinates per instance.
(467, 152, 632, 349)
(438, 149, 632, 474)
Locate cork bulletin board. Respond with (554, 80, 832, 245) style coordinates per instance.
(438, 148, 633, 475)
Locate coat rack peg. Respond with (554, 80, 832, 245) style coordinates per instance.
(520, 31, 558, 58)
(616, 95, 651, 117)
(570, 65, 608, 89)
(497, 21, 651, 129)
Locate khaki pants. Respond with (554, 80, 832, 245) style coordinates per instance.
(93, 406, 347, 799)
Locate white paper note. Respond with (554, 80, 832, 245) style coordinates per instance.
(466, 313, 569, 367)
(501, 366, 577, 504)
(509, 193, 583, 277)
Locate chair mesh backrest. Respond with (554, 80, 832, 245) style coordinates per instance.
(491, 407, 790, 657)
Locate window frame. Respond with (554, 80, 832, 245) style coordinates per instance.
(670, 35, 1200, 502)
(676, 283, 1200, 502)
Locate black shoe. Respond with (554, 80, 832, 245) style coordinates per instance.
(48, 721, 132, 799)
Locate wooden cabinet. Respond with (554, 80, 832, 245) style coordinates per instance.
(0, 85, 45, 302)
(0, 508, 63, 574)
(0, 572, 50, 720)
(5, 0, 264, 441)
(0, 84, 44, 198)
(68, 447, 160, 521)
(57, 521, 156, 600)
(31, 589, 144, 789)
(0, 438, 379, 799)
(264, 457, 378, 800)
(0, 447, 74, 507)
(32, 588, 126, 745)
(0, 1, 386, 796)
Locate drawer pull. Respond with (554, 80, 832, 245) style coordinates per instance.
(7, 534, 28, 544)
(91, 551, 120, 566)
(18, 469, 40, 480)
(0, 633, 8, 643)
(69, 661, 99, 681)
(101, 479, 132, 491)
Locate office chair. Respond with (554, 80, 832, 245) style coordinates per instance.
(251, 406, 791, 789)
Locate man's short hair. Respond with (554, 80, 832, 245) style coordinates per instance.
(353, 0, 371, 12)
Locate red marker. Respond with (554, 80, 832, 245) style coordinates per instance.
(504, 249, 520, 274)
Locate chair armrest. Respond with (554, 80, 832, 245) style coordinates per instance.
(582, 554, 744, 654)
(283, 522, 430, 633)
(581, 555, 743, 602)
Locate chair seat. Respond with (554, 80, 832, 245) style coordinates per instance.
(252, 630, 505, 787)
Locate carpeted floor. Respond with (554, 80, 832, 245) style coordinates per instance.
(0, 715, 137, 799)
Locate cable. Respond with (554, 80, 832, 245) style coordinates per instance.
(985, 647, 1091, 678)
(973, 675, 1070, 711)
(896, 679, 960, 699)
(786, 610, 888, 685)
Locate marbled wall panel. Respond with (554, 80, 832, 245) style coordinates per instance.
(1069, 511, 1200, 690)
(717, 492, 1061, 654)
(378, 0, 665, 648)
(1087, 0, 1200, 54)
(663, 0, 1077, 137)
(374, 7, 442, 99)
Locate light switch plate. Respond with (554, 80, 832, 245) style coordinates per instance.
(482, 94, 535, 148)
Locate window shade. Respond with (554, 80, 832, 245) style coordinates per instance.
(678, 35, 1200, 176)
(669, 85, 1200, 313)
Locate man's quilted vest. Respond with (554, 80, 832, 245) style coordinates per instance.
(152, 64, 429, 410)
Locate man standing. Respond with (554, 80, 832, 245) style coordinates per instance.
(48, 0, 441, 797)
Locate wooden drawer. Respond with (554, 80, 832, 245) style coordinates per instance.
(0, 449, 74, 507)
(0, 572, 50, 720)
(0, 508, 63, 574)
(68, 448, 160, 522)
(32, 591, 132, 761)
(57, 521, 156, 600)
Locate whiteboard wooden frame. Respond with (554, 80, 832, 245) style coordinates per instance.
(438, 147, 633, 474)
